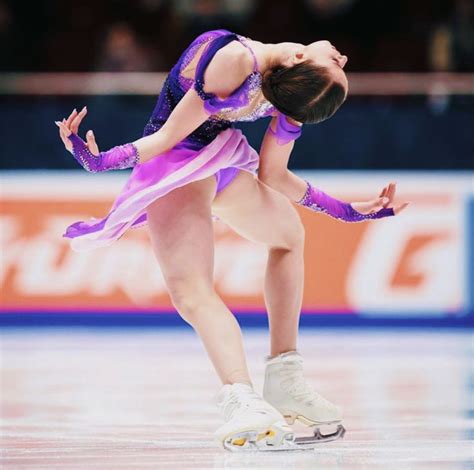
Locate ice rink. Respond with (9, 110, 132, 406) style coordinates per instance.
(1, 327, 472, 469)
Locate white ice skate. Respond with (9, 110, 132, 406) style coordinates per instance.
(263, 350, 346, 449)
(213, 382, 296, 451)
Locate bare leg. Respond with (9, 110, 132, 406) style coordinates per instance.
(264, 245, 304, 356)
(146, 176, 251, 386)
(212, 171, 305, 357)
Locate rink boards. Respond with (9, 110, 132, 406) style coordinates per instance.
(1, 170, 473, 325)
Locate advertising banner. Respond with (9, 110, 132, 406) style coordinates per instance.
(1, 171, 472, 322)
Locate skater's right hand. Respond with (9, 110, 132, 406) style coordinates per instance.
(55, 107, 100, 156)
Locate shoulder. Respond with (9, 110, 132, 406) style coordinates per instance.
(202, 43, 254, 99)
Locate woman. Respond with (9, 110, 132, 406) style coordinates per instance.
(56, 29, 409, 451)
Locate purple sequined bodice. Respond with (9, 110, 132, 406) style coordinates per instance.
(143, 29, 275, 149)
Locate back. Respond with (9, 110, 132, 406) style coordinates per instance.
(143, 30, 275, 147)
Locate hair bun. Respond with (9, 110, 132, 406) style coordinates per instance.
(263, 69, 274, 85)
(260, 62, 347, 124)
(267, 67, 285, 86)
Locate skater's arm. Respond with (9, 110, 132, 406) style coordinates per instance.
(114, 48, 253, 163)
(263, 167, 409, 219)
(131, 89, 212, 163)
(56, 50, 252, 165)
(258, 119, 409, 219)
(258, 114, 306, 201)
(56, 91, 211, 164)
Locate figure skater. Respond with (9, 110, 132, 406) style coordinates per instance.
(55, 29, 409, 451)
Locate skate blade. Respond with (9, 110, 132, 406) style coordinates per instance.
(291, 424, 346, 449)
(282, 413, 346, 448)
(222, 423, 296, 452)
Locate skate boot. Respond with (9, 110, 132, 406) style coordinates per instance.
(213, 382, 297, 451)
(263, 351, 345, 449)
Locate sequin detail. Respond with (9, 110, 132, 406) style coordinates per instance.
(143, 29, 276, 146)
(211, 70, 276, 122)
(297, 180, 395, 222)
(129, 143, 141, 166)
(69, 133, 140, 173)
(69, 135, 97, 173)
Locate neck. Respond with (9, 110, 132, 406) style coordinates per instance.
(247, 40, 285, 73)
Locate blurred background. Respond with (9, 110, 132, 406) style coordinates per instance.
(0, 2, 473, 466)
(1, 0, 474, 171)
(1, 0, 472, 324)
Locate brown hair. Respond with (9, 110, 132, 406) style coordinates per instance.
(261, 61, 347, 124)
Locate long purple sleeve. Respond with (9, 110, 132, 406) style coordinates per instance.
(296, 180, 395, 222)
(68, 133, 140, 173)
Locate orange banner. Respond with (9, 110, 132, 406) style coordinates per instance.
(1, 172, 470, 315)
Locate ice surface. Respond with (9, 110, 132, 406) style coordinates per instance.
(1, 328, 472, 468)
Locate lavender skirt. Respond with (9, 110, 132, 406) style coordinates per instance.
(63, 128, 259, 252)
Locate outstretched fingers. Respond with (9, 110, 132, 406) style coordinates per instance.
(379, 182, 395, 206)
(385, 182, 396, 206)
(55, 120, 71, 137)
(351, 196, 387, 215)
(65, 108, 77, 128)
(373, 196, 389, 213)
(85, 130, 99, 155)
(378, 182, 411, 215)
(393, 201, 410, 215)
(54, 120, 72, 152)
(70, 106, 87, 133)
(55, 106, 98, 156)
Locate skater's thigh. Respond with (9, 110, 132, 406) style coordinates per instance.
(146, 175, 217, 289)
(212, 171, 304, 250)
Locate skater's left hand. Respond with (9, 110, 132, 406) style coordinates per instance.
(350, 182, 410, 216)
(55, 107, 100, 156)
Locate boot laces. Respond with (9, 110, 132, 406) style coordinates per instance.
(280, 361, 335, 408)
(221, 387, 271, 420)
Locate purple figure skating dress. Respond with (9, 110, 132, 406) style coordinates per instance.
(63, 29, 277, 252)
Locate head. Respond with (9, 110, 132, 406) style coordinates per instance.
(261, 40, 348, 124)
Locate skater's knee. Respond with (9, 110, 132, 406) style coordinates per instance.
(290, 221, 305, 249)
(271, 219, 305, 252)
(166, 278, 216, 321)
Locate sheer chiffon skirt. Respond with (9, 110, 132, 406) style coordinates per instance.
(63, 128, 259, 252)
